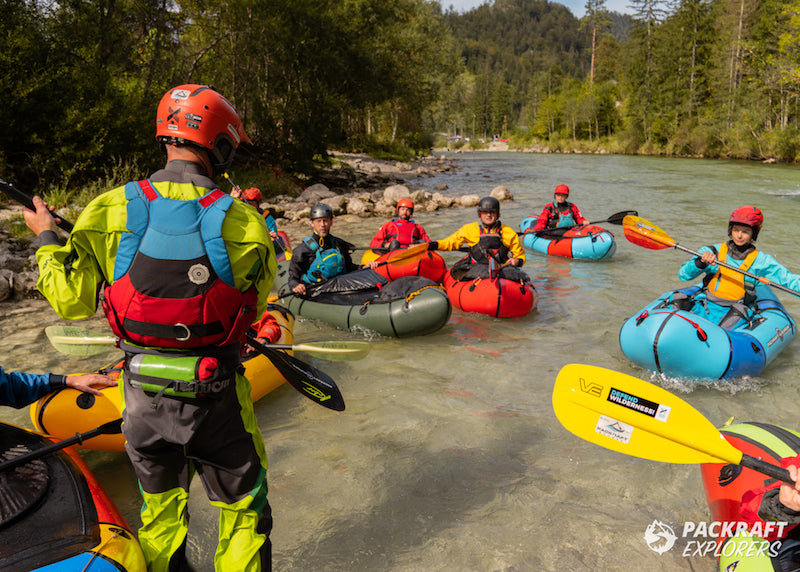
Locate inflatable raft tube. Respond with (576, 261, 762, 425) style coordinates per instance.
(274, 262, 451, 337)
(30, 304, 295, 452)
(0, 422, 146, 571)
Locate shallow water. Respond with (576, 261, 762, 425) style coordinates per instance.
(4, 152, 800, 570)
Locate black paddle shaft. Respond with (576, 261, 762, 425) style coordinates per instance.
(522, 210, 638, 238)
(0, 180, 74, 233)
(0, 419, 122, 473)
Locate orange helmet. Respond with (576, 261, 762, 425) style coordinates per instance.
(729, 206, 763, 240)
(554, 184, 570, 196)
(156, 85, 251, 175)
(243, 187, 262, 201)
(396, 198, 414, 216)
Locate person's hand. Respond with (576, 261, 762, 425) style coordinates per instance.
(779, 465, 800, 511)
(269, 230, 278, 240)
(22, 196, 60, 236)
(700, 251, 717, 266)
(292, 283, 307, 295)
(365, 261, 379, 270)
(66, 373, 117, 396)
(503, 258, 521, 267)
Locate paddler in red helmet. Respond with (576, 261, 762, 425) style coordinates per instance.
(678, 205, 800, 326)
(531, 184, 588, 231)
(369, 198, 431, 252)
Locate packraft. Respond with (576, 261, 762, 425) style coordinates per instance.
(275, 262, 451, 337)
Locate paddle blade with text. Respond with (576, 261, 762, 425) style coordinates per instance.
(552, 364, 742, 465)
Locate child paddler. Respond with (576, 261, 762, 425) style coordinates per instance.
(678, 206, 800, 327)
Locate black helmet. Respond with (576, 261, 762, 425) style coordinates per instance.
(477, 196, 500, 214)
(310, 203, 333, 220)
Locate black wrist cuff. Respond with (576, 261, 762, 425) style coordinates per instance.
(48, 374, 67, 390)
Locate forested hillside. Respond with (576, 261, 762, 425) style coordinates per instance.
(440, 0, 800, 163)
(2, 0, 799, 195)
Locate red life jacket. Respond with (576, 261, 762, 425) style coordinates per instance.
(102, 180, 257, 349)
(383, 219, 424, 248)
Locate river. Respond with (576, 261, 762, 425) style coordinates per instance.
(3, 151, 800, 571)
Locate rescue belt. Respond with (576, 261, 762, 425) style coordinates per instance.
(301, 236, 346, 284)
(102, 180, 258, 350)
(120, 341, 241, 401)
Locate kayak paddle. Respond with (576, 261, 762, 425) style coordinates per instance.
(521, 210, 638, 238)
(44, 325, 346, 411)
(622, 214, 800, 299)
(0, 418, 122, 473)
(245, 332, 345, 411)
(0, 180, 74, 233)
(45, 325, 371, 361)
(552, 363, 793, 483)
(377, 242, 432, 265)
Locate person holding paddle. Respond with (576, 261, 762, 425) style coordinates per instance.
(288, 203, 379, 295)
(23, 84, 276, 571)
(429, 196, 525, 268)
(678, 206, 800, 326)
(529, 184, 588, 231)
(738, 460, 800, 570)
(0, 367, 116, 407)
(369, 198, 431, 251)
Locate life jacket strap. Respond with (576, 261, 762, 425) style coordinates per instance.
(121, 317, 225, 342)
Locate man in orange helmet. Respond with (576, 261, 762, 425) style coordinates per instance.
(24, 85, 275, 571)
(369, 197, 431, 251)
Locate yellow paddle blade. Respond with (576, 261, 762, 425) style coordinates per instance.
(552, 364, 744, 465)
(292, 341, 371, 361)
(622, 215, 677, 250)
(45, 325, 117, 356)
(384, 242, 430, 266)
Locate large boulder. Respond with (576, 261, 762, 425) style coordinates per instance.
(383, 184, 411, 205)
(458, 194, 481, 208)
(490, 185, 514, 201)
(346, 197, 372, 216)
(430, 192, 455, 209)
(298, 183, 336, 204)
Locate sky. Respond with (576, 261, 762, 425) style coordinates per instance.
(442, 0, 632, 18)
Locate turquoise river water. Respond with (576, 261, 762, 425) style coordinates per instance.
(3, 151, 800, 570)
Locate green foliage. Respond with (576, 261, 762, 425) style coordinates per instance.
(8, 0, 800, 199)
(3, 214, 35, 241)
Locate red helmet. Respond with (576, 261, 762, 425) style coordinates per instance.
(729, 206, 763, 240)
(554, 184, 570, 196)
(243, 187, 262, 201)
(156, 85, 251, 175)
(396, 198, 414, 216)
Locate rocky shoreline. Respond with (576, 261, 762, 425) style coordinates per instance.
(0, 152, 515, 302)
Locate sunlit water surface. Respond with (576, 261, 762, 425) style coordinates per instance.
(4, 152, 800, 570)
